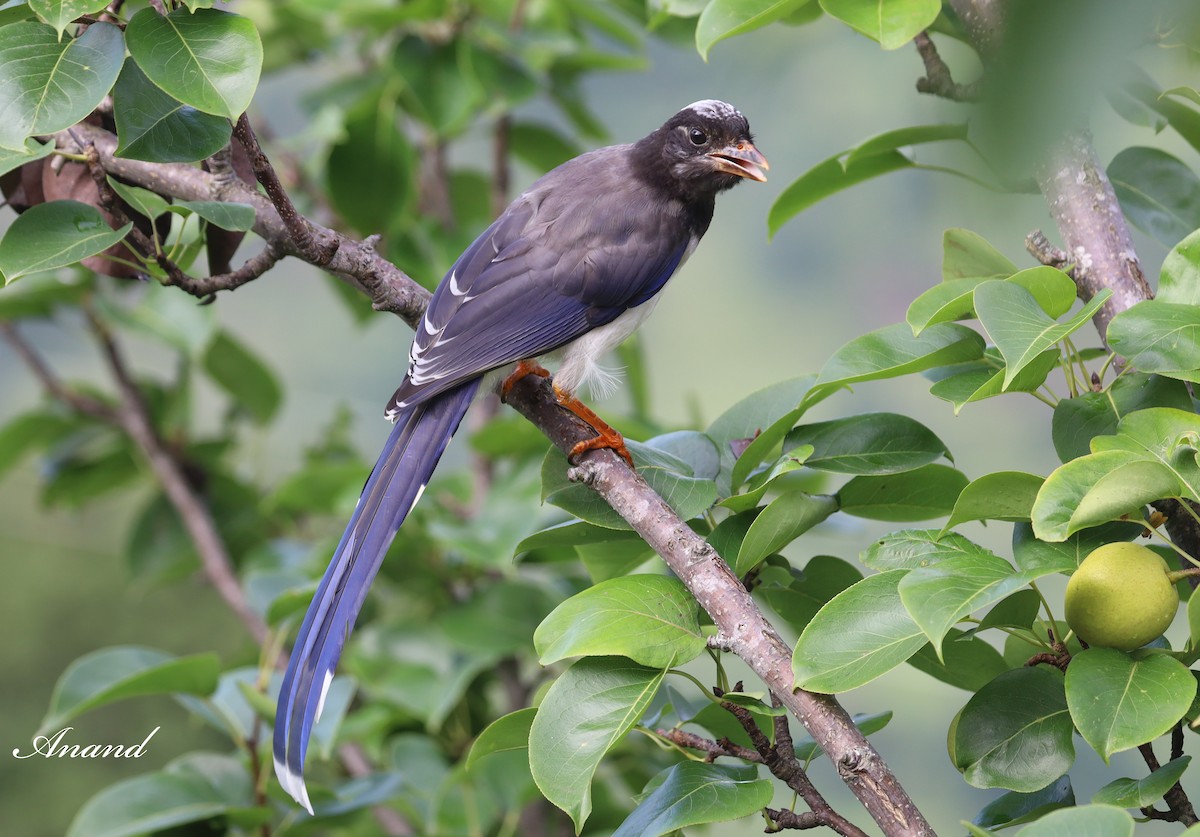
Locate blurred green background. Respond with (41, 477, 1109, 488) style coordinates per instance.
(0, 10, 1187, 835)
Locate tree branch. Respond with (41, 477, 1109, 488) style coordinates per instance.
(49, 122, 933, 836)
(232, 114, 340, 266)
(1032, 130, 1152, 345)
(913, 32, 979, 101)
(81, 305, 272, 646)
(53, 124, 432, 323)
(504, 379, 932, 836)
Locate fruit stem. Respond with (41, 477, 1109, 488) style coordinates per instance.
(1167, 568, 1200, 585)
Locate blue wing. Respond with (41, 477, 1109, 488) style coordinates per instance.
(388, 149, 694, 413)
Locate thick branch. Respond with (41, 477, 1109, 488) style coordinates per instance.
(504, 377, 932, 836)
(1032, 131, 1152, 344)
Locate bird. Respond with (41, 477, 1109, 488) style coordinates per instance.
(273, 99, 768, 812)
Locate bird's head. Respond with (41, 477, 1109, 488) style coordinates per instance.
(639, 100, 769, 198)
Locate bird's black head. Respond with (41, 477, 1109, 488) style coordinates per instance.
(633, 100, 768, 200)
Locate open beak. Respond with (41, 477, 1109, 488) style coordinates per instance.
(707, 141, 769, 182)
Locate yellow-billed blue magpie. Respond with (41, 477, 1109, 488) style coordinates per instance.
(274, 100, 767, 811)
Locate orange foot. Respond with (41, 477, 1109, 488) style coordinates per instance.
(553, 385, 634, 468)
(500, 359, 550, 402)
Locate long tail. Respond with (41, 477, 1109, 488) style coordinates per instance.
(273, 377, 480, 812)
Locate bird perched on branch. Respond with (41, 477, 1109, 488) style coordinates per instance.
(274, 99, 768, 812)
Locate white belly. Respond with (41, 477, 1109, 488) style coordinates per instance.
(552, 299, 660, 397)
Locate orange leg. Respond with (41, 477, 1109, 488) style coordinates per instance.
(553, 385, 634, 468)
(500, 359, 550, 402)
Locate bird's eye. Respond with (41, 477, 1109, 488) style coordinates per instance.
(688, 128, 708, 146)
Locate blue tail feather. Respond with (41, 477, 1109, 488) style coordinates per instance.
(273, 378, 480, 812)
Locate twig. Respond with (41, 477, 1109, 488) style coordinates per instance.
(233, 114, 339, 266)
(56, 124, 430, 323)
(339, 743, 414, 835)
(717, 688, 869, 837)
(82, 305, 271, 645)
(913, 32, 979, 101)
(1137, 741, 1197, 825)
(655, 728, 763, 764)
(77, 137, 285, 302)
(0, 323, 116, 421)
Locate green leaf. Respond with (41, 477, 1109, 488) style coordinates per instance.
(0, 200, 132, 284)
(0, 410, 79, 479)
(793, 569, 927, 692)
(942, 471, 1044, 530)
(907, 277, 986, 335)
(943, 228, 1018, 281)
(819, 0, 941, 49)
(1093, 755, 1190, 808)
(718, 451, 810, 512)
(898, 547, 1035, 655)
(509, 121, 584, 172)
(1013, 805, 1133, 837)
(313, 772, 405, 818)
(949, 667, 1075, 792)
(1108, 146, 1200, 247)
(126, 8, 262, 119)
(1108, 300, 1200, 379)
(908, 628, 1008, 690)
(929, 349, 1060, 415)
(1052, 373, 1192, 463)
(392, 36, 483, 138)
(66, 771, 228, 837)
(0, 137, 53, 178)
(1032, 450, 1175, 541)
(1159, 228, 1200, 306)
(94, 280, 215, 354)
(974, 280, 1112, 388)
(768, 148, 912, 235)
(534, 575, 705, 668)
(201, 330, 282, 424)
(816, 322, 985, 392)
(1013, 524, 1138, 582)
(613, 763, 772, 836)
(1065, 648, 1196, 762)
(29, 0, 111, 38)
(516, 519, 643, 552)
(907, 266, 1074, 336)
(113, 60, 231, 163)
(846, 122, 969, 165)
(973, 776, 1074, 830)
(466, 707, 535, 770)
(695, 0, 812, 59)
(174, 200, 256, 232)
(759, 554, 863, 633)
(784, 412, 949, 475)
(706, 375, 820, 492)
(0, 21, 125, 150)
(1035, 408, 1200, 541)
(529, 657, 665, 831)
(837, 463, 968, 521)
(541, 441, 717, 529)
(735, 491, 838, 572)
(39, 646, 218, 734)
(107, 178, 170, 222)
(327, 89, 413, 235)
(861, 528, 983, 571)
